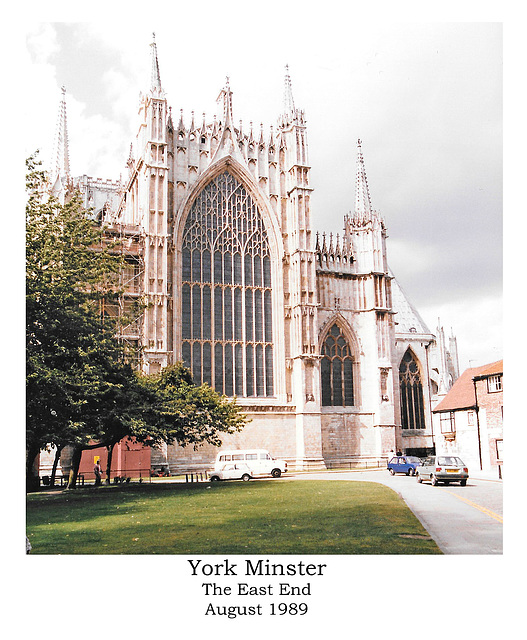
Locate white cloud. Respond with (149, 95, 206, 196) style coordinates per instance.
(25, 23, 59, 64)
(20, 20, 503, 376)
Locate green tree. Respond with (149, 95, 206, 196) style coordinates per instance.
(26, 155, 247, 490)
(26, 153, 135, 488)
(136, 363, 247, 449)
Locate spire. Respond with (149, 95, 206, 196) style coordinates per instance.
(283, 64, 295, 115)
(150, 32, 162, 91)
(52, 86, 70, 183)
(354, 139, 373, 218)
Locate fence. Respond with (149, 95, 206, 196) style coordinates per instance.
(324, 458, 387, 470)
(40, 468, 153, 488)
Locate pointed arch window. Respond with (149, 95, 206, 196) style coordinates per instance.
(321, 324, 355, 407)
(399, 349, 426, 429)
(181, 171, 274, 397)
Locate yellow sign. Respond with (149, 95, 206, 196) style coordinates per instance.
(94, 456, 100, 464)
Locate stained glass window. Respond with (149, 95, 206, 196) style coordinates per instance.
(181, 171, 274, 397)
(321, 324, 355, 406)
(399, 349, 426, 429)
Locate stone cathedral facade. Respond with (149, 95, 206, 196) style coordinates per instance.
(49, 37, 459, 471)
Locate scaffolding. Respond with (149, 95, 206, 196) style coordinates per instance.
(100, 220, 146, 367)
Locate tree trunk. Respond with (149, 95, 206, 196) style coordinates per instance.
(66, 446, 83, 489)
(106, 442, 115, 484)
(26, 444, 41, 492)
(50, 445, 63, 487)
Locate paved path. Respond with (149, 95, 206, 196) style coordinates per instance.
(290, 469, 503, 554)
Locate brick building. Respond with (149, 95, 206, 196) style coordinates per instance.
(432, 360, 503, 474)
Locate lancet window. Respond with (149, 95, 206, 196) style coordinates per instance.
(320, 324, 355, 406)
(399, 349, 426, 429)
(181, 171, 274, 397)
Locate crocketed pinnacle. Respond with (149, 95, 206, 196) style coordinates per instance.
(355, 139, 372, 218)
(218, 76, 234, 127)
(150, 32, 162, 90)
(283, 64, 296, 115)
(52, 86, 70, 181)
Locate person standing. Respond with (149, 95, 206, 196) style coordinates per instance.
(94, 459, 103, 486)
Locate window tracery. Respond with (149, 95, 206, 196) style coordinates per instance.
(321, 323, 355, 406)
(399, 349, 426, 429)
(181, 171, 273, 397)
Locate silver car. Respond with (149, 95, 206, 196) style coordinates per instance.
(416, 455, 469, 486)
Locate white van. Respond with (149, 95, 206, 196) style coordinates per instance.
(212, 449, 287, 478)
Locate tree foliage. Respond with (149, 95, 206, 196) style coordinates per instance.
(26, 153, 133, 486)
(136, 363, 247, 449)
(26, 154, 247, 489)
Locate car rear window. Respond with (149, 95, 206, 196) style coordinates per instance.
(438, 456, 464, 466)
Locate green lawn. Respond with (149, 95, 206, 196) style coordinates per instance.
(26, 479, 441, 554)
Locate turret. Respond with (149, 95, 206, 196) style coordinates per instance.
(277, 65, 320, 455)
(130, 33, 170, 373)
(346, 140, 388, 276)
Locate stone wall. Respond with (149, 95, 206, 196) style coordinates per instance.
(321, 410, 392, 463)
(161, 409, 299, 473)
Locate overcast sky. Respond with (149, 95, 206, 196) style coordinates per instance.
(22, 17, 503, 372)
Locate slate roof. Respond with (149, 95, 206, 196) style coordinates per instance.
(390, 273, 432, 335)
(433, 360, 503, 413)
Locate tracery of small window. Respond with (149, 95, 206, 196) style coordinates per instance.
(320, 324, 356, 407)
(399, 349, 426, 429)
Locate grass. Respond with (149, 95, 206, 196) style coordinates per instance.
(26, 479, 441, 554)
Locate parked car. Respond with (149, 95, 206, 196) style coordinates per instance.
(213, 449, 287, 478)
(387, 455, 421, 476)
(209, 462, 252, 482)
(416, 455, 469, 486)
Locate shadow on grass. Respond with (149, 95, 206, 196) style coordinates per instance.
(27, 480, 442, 555)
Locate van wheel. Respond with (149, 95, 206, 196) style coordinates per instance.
(271, 469, 281, 478)
(431, 475, 438, 486)
(460, 479, 467, 486)
(210, 476, 219, 482)
(416, 473, 422, 483)
(241, 474, 251, 482)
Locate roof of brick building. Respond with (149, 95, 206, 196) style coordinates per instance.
(433, 360, 503, 413)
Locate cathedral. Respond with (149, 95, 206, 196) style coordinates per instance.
(47, 36, 459, 473)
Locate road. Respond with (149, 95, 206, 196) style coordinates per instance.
(291, 469, 503, 554)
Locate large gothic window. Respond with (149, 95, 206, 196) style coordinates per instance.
(321, 324, 355, 406)
(181, 171, 273, 397)
(399, 349, 426, 429)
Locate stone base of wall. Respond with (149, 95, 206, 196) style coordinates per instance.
(162, 410, 300, 473)
(322, 411, 373, 458)
(151, 409, 399, 473)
